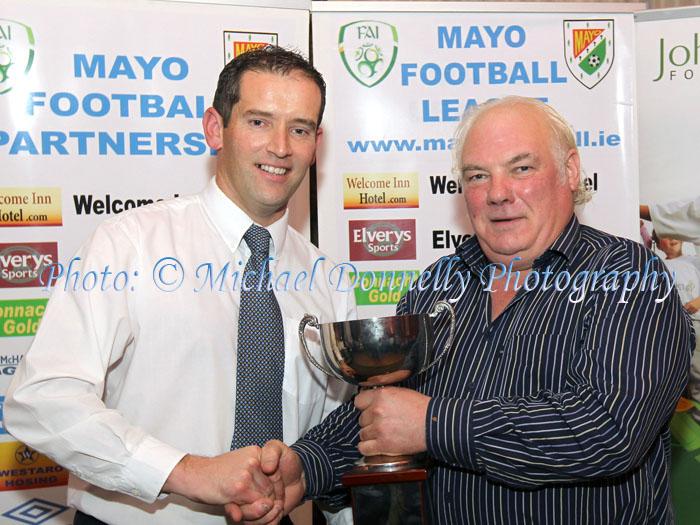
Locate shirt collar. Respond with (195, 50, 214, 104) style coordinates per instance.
(200, 177, 288, 258)
(457, 214, 580, 273)
(538, 215, 581, 266)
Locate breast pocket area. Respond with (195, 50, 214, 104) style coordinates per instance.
(495, 334, 570, 397)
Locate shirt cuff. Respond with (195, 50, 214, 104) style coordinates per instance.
(291, 439, 337, 497)
(120, 436, 187, 502)
(426, 397, 479, 470)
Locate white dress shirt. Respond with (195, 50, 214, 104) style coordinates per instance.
(4, 178, 356, 524)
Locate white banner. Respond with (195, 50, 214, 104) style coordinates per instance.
(0, 0, 309, 522)
(312, 1, 640, 318)
(636, 8, 700, 524)
(637, 6, 700, 207)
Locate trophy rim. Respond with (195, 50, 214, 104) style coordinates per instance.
(315, 312, 427, 328)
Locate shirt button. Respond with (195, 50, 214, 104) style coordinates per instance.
(432, 416, 438, 422)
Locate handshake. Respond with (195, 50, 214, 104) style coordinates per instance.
(163, 440, 304, 524)
(162, 386, 430, 523)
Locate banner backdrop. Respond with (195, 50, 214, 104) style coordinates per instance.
(0, 0, 309, 522)
(636, 7, 700, 525)
(312, 1, 641, 319)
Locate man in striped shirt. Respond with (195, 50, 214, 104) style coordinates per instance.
(256, 97, 693, 524)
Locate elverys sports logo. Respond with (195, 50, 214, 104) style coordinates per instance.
(564, 19, 614, 89)
(0, 19, 34, 95)
(339, 20, 398, 87)
(0, 242, 58, 288)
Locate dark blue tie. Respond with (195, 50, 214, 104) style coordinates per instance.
(231, 225, 285, 449)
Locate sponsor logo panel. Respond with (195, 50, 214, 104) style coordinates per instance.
(339, 20, 398, 87)
(343, 172, 418, 209)
(0, 442, 68, 492)
(0, 243, 58, 288)
(651, 31, 699, 82)
(0, 356, 22, 377)
(0, 188, 62, 227)
(348, 219, 416, 261)
(0, 19, 35, 96)
(224, 31, 278, 62)
(73, 193, 179, 216)
(351, 270, 418, 306)
(0, 299, 48, 338)
(2, 498, 69, 524)
(564, 19, 615, 89)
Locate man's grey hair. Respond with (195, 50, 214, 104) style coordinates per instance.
(451, 96, 591, 205)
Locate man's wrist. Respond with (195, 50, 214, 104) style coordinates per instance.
(290, 440, 334, 497)
(162, 454, 194, 497)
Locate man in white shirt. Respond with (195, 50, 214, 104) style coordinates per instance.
(4, 46, 355, 525)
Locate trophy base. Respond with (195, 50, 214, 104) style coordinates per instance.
(342, 455, 430, 525)
(354, 454, 424, 473)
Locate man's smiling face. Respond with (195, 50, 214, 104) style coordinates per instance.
(205, 69, 322, 226)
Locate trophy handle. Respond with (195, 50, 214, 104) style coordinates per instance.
(420, 300, 456, 373)
(298, 314, 343, 380)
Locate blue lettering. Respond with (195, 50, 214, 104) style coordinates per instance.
(134, 56, 161, 79)
(129, 132, 151, 155)
(162, 57, 188, 81)
(109, 55, 137, 79)
(69, 131, 95, 155)
(444, 63, 465, 85)
(9, 131, 38, 154)
(166, 95, 194, 118)
(505, 26, 526, 47)
(74, 54, 105, 78)
(41, 132, 68, 155)
(437, 26, 460, 48)
(465, 27, 486, 48)
(82, 93, 110, 117)
(401, 63, 417, 86)
(420, 63, 441, 86)
(509, 62, 530, 84)
(50, 92, 78, 116)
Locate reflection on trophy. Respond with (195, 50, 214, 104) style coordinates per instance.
(299, 300, 456, 525)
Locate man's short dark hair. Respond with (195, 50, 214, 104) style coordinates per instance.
(213, 46, 326, 128)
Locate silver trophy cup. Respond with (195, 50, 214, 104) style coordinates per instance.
(298, 300, 456, 388)
(298, 301, 457, 524)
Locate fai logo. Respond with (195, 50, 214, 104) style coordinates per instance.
(339, 20, 398, 87)
(564, 19, 614, 89)
(0, 19, 35, 95)
(224, 31, 278, 63)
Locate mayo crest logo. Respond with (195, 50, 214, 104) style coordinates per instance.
(564, 20, 614, 89)
(224, 31, 278, 63)
(0, 19, 34, 95)
(339, 20, 398, 87)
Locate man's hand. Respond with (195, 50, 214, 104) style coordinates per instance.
(685, 297, 700, 314)
(261, 440, 306, 514)
(163, 447, 282, 522)
(224, 440, 305, 523)
(355, 387, 430, 456)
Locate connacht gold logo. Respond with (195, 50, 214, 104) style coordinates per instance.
(0, 19, 34, 95)
(339, 20, 398, 87)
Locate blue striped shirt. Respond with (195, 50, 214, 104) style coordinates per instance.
(292, 217, 693, 524)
